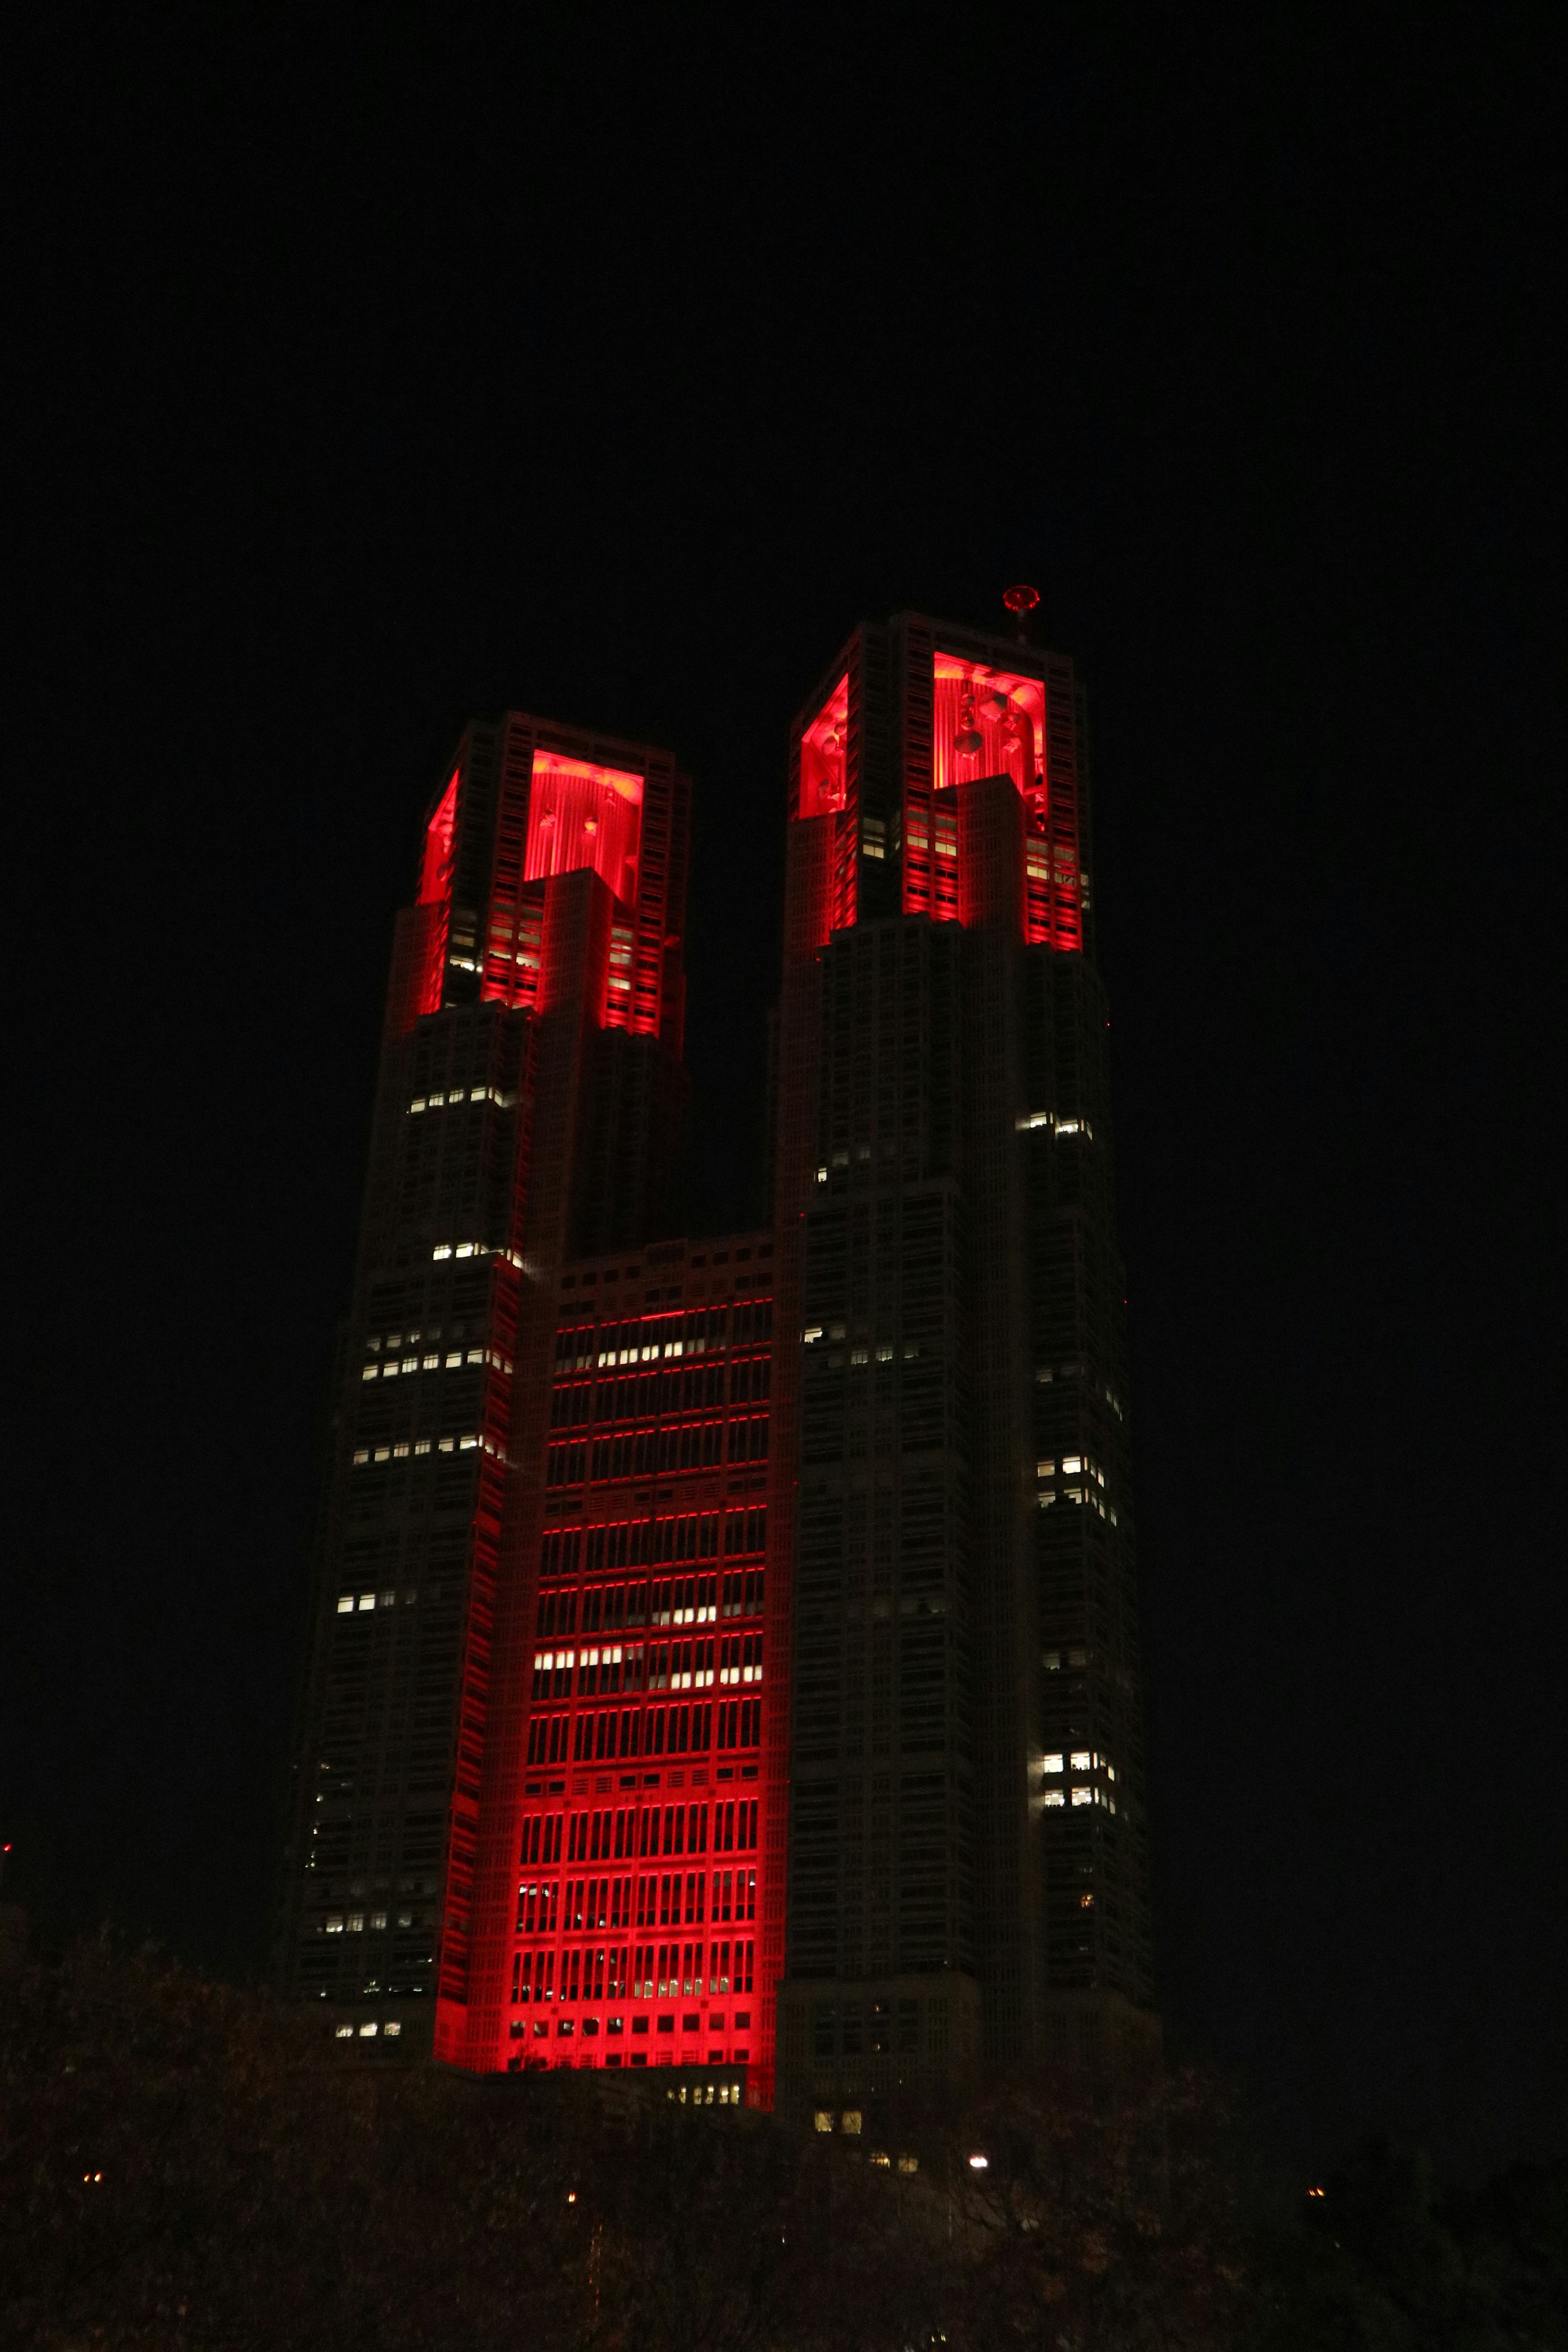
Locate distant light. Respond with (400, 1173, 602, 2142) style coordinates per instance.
(968, 2154, 989, 2171)
(1308, 2185, 1325, 2199)
(567, 2191, 577, 2204)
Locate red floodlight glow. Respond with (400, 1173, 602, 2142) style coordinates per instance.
(798, 675, 850, 820)
(419, 773, 459, 906)
(524, 753, 644, 905)
(1002, 584, 1040, 619)
(931, 655, 1043, 802)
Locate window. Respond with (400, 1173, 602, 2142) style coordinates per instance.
(1070, 1751, 1091, 1770)
(1042, 1754, 1063, 1773)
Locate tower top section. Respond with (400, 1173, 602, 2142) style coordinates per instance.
(388, 711, 691, 1052)
(785, 612, 1091, 957)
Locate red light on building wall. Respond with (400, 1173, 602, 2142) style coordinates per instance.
(798, 676, 849, 821)
(419, 773, 459, 905)
(412, 771, 459, 1016)
(931, 656, 1043, 802)
(524, 753, 644, 906)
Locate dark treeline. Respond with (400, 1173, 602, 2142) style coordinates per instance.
(1, 1936, 1561, 2350)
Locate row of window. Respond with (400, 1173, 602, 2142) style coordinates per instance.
(428, 1242, 525, 1269)
(323, 1910, 418, 1934)
(334, 2020, 404, 2038)
(1043, 1787, 1118, 1813)
(536, 1570, 765, 1637)
(546, 1417, 768, 1485)
(1038, 1486, 1120, 1526)
(526, 1698, 762, 1766)
(336, 1589, 416, 1615)
(530, 1635, 763, 1699)
(1014, 1111, 1094, 1140)
(352, 1433, 502, 1467)
(407, 1084, 518, 1114)
(363, 1347, 510, 1381)
(515, 1866, 757, 1936)
(512, 1942, 756, 2004)
(527, 1796, 759, 1865)
(552, 1301, 772, 1372)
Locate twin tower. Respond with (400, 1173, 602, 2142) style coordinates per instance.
(279, 608, 1158, 2122)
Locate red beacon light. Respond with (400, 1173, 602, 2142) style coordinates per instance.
(1003, 584, 1040, 642)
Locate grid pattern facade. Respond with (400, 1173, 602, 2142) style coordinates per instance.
(279, 713, 693, 2057)
(503, 1238, 777, 2087)
(773, 615, 1156, 2120)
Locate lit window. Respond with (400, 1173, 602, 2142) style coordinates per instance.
(392, 1443, 409, 1459)
(438, 1437, 454, 1453)
(384, 2021, 402, 2038)
(876, 1344, 893, 1362)
(814, 2111, 834, 2133)
(334, 2023, 354, 2038)
(1016, 1111, 1050, 1131)
(414, 1439, 432, 1456)
(348, 1913, 365, 1931)
(1105, 1763, 1116, 1782)
(803, 1325, 823, 1344)
(432, 1245, 452, 1261)
(1062, 1456, 1082, 1474)
(380, 1591, 395, 1607)
(336, 1596, 354, 1615)
(445, 1351, 462, 1368)
(897, 2155, 919, 2175)
(871, 2149, 891, 2167)
(456, 1244, 474, 1259)
(1043, 1754, 1063, 1773)
(371, 1911, 388, 1929)
(1070, 1751, 1090, 1770)
(851, 1348, 868, 1366)
(466, 1348, 483, 1365)
(382, 1363, 399, 1381)
(459, 1435, 479, 1450)
(841, 2110, 862, 2136)
(361, 1365, 379, 1382)
(326, 1916, 345, 1934)
(359, 1594, 376, 1611)
(815, 1167, 828, 1184)
(1043, 1791, 1065, 1809)
(359, 2022, 377, 2037)
(422, 1353, 439, 1370)
(1071, 1788, 1091, 1807)
(410, 1099, 426, 1114)
(1036, 1459, 1055, 1478)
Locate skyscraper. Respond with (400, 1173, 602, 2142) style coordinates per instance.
(768, 613, 1156, 2121)
(281, 607, 1156, 2115)
(277, 710, 699, 2055)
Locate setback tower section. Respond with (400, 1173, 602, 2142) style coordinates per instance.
(771, 614, 1156, 2126)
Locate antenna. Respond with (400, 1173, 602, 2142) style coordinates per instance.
(1003, 584, 1040, 644)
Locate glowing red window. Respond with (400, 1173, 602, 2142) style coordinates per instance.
(524, 753, 644, 906)
(798, 675, 849, 820)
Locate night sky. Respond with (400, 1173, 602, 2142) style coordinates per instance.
(7, 12, 1563, 2182)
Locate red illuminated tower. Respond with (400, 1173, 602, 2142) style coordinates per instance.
(769, 613, 1156, 2123)
(280, 713, 787, 2098)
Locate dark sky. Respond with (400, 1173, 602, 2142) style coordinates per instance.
(5, 10, 1563, 2181)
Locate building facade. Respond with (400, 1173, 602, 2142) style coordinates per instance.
(768, 615, 1156, 2122)
(281, 610, 1155, 2114)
